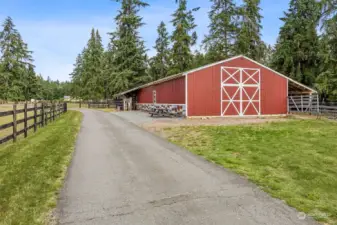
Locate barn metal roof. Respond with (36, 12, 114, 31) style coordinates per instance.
(116, 73, 184, 96)
(116, 55, 317, 96)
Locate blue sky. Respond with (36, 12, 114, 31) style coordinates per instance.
(0, 0, 289, 81)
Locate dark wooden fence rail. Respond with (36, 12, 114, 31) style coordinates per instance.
(0, 102, 68, 144)
(319, 105, 337, 119)
(288, 95, 337, 119)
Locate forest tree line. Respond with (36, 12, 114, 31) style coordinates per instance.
(0, 17, 72, 102)
(1, 0, 336, 102)
(71, 0, 337, 101)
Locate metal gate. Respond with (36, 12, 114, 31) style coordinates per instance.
(288, 94, 320, 114)
(221, 67, 261, 116)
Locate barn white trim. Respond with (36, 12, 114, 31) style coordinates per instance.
(185, 55, 317, 94)
(116, 55, 316, 97)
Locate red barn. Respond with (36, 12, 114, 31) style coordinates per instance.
(118, 55, 316, 117)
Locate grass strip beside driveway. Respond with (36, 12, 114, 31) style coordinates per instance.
(0, 111, 82, 225)
(165, 119, 337, 225)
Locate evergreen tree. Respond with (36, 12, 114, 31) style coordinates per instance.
(203, 0, 238, 62)
(315, 4, 337, 101)
(235, 0, 264, 61)
(70, 49, 85, 99)
(149, 21, 171, 80)
(24, 64, 40, 100)
(272, 0, 321, 86)
(0, 62, 10, 100)
(80, 29, 104, 100)
(170, 0, 198, 74)
(93, 30, 105, 98)
(108, 0, 149, 94)
(102, 45, 116, 98)
(0, 17, 33, 101)
(260, 44, 274, 66)
(191, 50, 207, 68)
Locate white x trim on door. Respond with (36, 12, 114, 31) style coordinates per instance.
(221, 67, 261, 116)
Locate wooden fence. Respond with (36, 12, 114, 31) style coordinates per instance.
(68, 100, 120, 109)
(0, 102, 68, 144)
(288, 95, 337, 119)
(319, 105, 337, 119)
(88, 100, 116, 109)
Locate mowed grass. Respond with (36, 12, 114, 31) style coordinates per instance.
(0, 111, 82, 225)
(165, 119, 337, 224)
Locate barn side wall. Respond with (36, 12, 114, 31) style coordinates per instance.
(187, 57, 288, 116)
(137, 76, 186, 104)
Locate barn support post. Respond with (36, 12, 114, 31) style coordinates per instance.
(185, 73, 188, 117)
(13, 104, 17, 143)
(287, 80, 289, 113)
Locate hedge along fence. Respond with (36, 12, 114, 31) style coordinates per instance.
(0, 102, 68, 144)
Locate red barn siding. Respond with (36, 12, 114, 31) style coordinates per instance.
(187, 56, 288, 116)
(138, 86, 153, 103)
(137, 76, 186, 104)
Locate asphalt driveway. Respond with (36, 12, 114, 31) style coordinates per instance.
(56, 109, 318, 225)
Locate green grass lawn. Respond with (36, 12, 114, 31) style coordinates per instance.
(0, 111, 82, 225)
(165, 119, 337, 225)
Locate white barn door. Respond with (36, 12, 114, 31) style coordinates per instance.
(221, 67, 261, 116)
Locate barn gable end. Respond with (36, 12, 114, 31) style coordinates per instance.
(186, 56, 289, 117)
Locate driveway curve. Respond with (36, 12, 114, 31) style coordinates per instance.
(57, 109, 318, 225)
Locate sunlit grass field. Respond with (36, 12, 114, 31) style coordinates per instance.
(0, 111, 82, 225)
(165, 119, 337, 224)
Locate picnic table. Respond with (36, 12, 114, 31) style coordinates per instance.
(149, 105, 183, 118)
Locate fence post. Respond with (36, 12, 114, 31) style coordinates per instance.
(52, 103, 55, 121)
(41, 103, 45, 127)
(13, 104, 17, 142)
(317, 94, 320, 114)
(301, 95, 303, 112)
(50, 104, 52, 122)
(34, 103, 37, 132)
(45, 104, 48, 126)
(24, 103, 28, 138)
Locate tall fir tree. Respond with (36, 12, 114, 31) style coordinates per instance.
(235, 0, 264, 61)
(203, 0, 239, 62)
(191, 50, 207, 68)
(0, 17, 34, 101)
(93, 30, 105, 98)
(108, 0, 149, 94)
(80, 29, 104, 100)
(70, 49, 85, 99)
(260, 44, 274, 66)
(149, 21, 171, 80)
(170, 0, 198, 74)
(272, 0, 321, 86)
(24, 64, 40, 100)
(315, 3, 337, 101)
